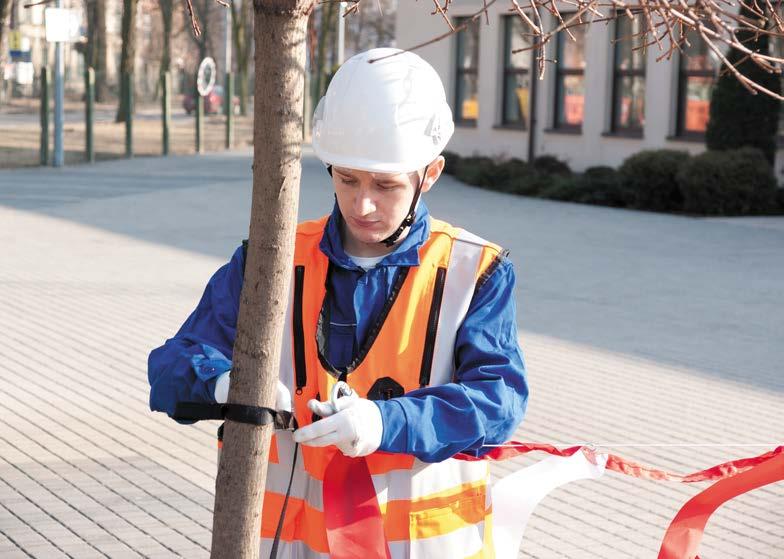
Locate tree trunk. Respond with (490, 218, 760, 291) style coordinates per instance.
(209, 0, 312, 556)
(314, 2, 336, 103)
(231, 0, 252, 116)
(0, 0, 12, 98)
(116, 0, 138, 122)
(94, 0, 108, 102)
(160, 0, 173, 84)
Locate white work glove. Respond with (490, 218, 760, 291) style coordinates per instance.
(292, 393, 383, 458)
(213, 371, 292, 412)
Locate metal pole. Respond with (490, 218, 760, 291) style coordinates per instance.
(162, 72, 171, 156)
(53, 0, 64, 167)
(337, 2, 346, 65)
(225, 72, 234, 149)
(125, 72, 133, 157)
(40, 66, 49, 166)
(196, 92, 204, 154)
(85, 67, 95, 163)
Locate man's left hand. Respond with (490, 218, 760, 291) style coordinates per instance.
(292, 395, 383, 457)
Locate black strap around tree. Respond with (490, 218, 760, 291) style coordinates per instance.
(173, 401, 297, 431)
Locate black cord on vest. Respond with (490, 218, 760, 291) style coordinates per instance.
(269, 442, 300, 559)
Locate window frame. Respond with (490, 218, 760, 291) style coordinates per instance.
(454, 16, 480, 126)
(500, 15, 532, 129)
(553, 16, 586, 132)
(610, 13, 646, 135)
(675, 31, 718, 139)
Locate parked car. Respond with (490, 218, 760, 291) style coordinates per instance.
(183, 85, 240, 115)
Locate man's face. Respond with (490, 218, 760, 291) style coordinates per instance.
(332, 167, 421, 247)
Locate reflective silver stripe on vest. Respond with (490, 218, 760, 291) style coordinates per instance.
(260, 537, 329, 559)
(278, 272, 295, 402)
(428, 229, 489, 387)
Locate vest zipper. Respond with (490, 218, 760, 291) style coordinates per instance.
(419, 266, 448, 388)
(293, 265, 307, 394)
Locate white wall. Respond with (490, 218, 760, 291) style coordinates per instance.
(396, 3, 784, 180)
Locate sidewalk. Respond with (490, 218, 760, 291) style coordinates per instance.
(0, 150, 782, 558)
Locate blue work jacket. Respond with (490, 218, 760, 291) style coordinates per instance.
(148, 202, 528, 462)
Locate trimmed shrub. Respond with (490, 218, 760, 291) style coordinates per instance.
(676, 147, 778, 215)
(453, 156, 497, 187)
(493, 158, 534, 192)
(533, 155, 572, 177)
(538, 176, 581, 201)
(573, 166, 627, 207)
(619, 149, 690, 211)
(442, 151, 462, 175)
(776, 188, 784, 214)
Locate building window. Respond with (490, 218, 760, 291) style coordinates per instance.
(611, 14, 646, 133)
(454, 17, 480, 124)
(553, 19, 586, 130)
(677, 30, 719, 136)
(501, 16, 532, 128)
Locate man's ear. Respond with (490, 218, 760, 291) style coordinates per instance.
(420, 156, 445, 194)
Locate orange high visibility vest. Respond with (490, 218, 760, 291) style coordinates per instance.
(260, 215, 504, 559)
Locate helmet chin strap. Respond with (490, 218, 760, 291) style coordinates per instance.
(380, 164, 429, 247)
(325, 164, 429, 248)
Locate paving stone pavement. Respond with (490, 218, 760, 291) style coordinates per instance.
(0, 149, 782, 559)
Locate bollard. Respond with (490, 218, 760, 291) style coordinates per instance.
(225, 72, 234, 149)
(124, 72, 133, 158)
(85, 67, 95, 163)
(40, 67, 50, 166)
(162, 72, 171, 156)
(196, 91, 204, 154)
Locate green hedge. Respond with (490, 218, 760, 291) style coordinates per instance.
(676, 147, 778, 215)
(441, 149, 781, 215)
(618, 150, 690, 212)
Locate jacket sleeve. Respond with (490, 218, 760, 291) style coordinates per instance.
(375, 256, 529, 462)
(148, 245, 245, 420)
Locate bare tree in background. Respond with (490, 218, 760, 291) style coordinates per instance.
(116, 0, 138, 122)
(160, 0, 175, 87)
(230, 0, 252, 115)
(177, 1, 784, 558)
(84, 0, 109, 102)
(0, 0, 12, 98)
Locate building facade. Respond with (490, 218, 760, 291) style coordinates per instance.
(395, 2, 784, 179)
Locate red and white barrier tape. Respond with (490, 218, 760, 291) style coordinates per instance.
(321, 444, 784, 559)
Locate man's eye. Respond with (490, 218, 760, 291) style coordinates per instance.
(340, 178, 357, 185)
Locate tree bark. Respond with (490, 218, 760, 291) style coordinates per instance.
(230, 0, 252, 116)
(94, 0, 108, 102)
(0, 0, 12, 97)
(116, 0, 138, 122)
(314, 2, 336, 104)
(209, 0, 312, 556)
(160, 0, 173, 86)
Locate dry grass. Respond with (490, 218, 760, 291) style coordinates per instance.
(0, 98, 254, 169)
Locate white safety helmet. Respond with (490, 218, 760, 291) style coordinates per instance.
(312, 48, 455, 174)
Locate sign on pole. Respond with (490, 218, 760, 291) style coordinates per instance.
(197, 57, 217, 97)
(44, 8, 82, 43)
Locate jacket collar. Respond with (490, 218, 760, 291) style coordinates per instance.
(319, 200, 431, 270)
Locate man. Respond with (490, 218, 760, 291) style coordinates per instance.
(148, 48, 528, 558)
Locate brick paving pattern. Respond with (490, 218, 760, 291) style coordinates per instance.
(1, 150, 782, 558)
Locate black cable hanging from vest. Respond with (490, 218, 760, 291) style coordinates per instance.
(380, 164, 429, 247)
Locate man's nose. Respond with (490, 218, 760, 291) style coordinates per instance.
(354, 186, 376, 216)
